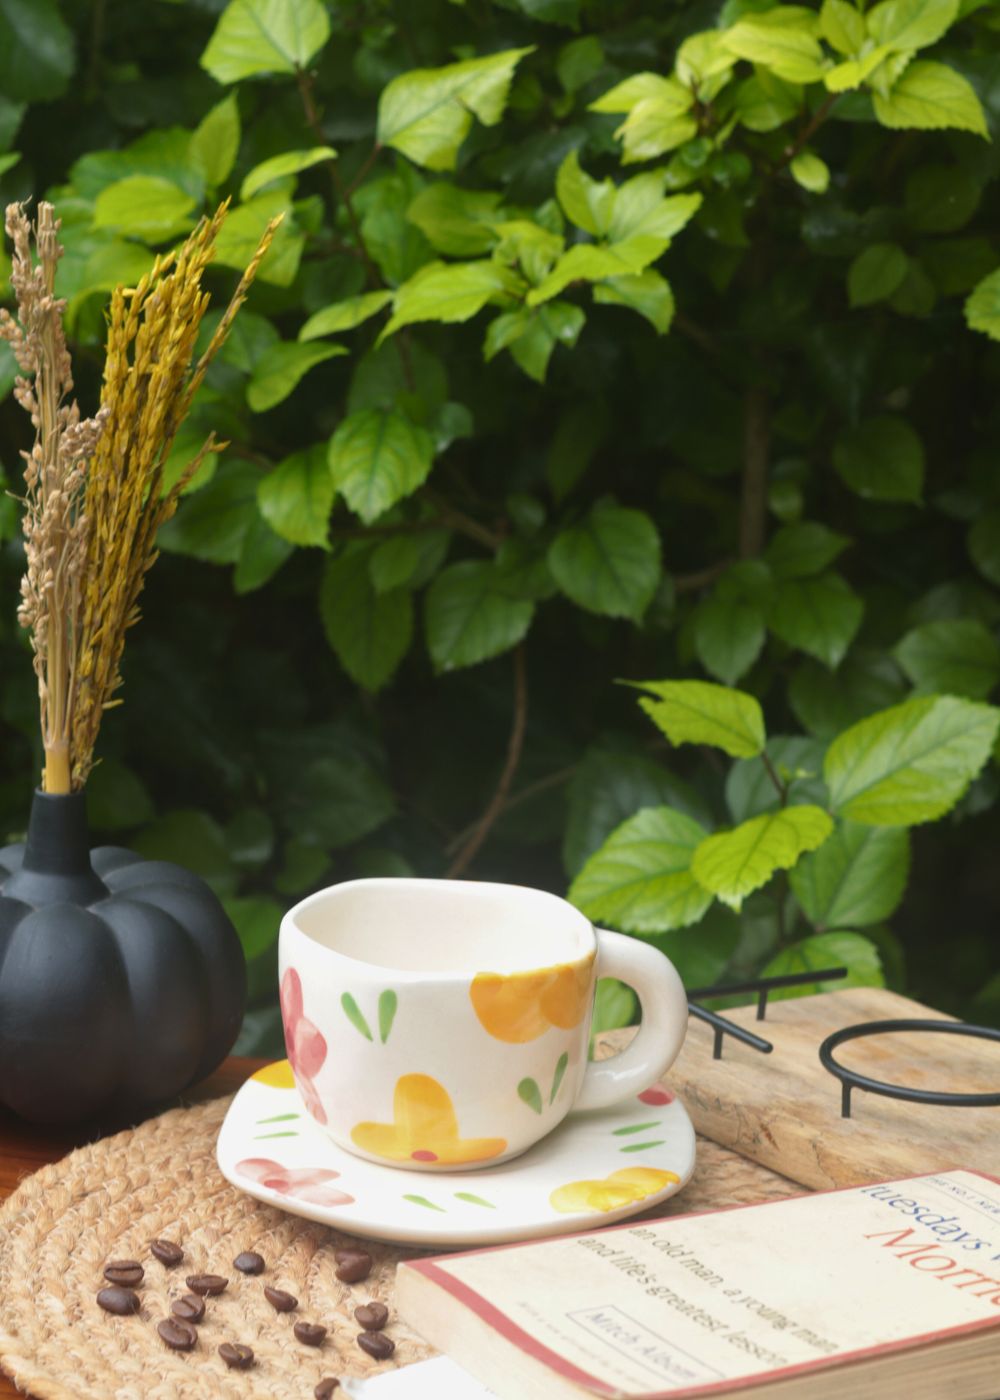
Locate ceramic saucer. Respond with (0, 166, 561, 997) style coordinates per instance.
(216, 1060, 695, 1247)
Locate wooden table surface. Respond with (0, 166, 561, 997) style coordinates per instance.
(0, 1056, 267, 1400)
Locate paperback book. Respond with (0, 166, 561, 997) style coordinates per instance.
(397, 1169, 1000, 1400)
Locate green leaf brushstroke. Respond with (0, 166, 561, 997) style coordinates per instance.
(341, 992, 373, 1040)
(518, 1077, 543, 1113)
(550, 1052, 569, 1104)
(378, 989, 399, 1043)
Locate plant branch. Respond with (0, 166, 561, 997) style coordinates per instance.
(444, 732, 670, 859)
(226, 443, 275, 471)
(775, 871, 789, 943)
(84, 0, 107, 104)
(673, 312, 719, 357)
(778, 93, 840, 171)
(444, 761, 576, 857)
(344, 145, 382, 200)
(761, 750, 787, 805)
(419, 486, 504, 550)
(739, 386, 770, 559)
(674, 559, 733, 593)
(446, 645, 528, 878)
(295, 67, 381, 288)
(329, 516, 452, 541)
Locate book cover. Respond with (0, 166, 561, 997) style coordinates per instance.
(397, 1169, 1000, 1400)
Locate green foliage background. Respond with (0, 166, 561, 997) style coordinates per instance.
(2, 0, 1000, 1053)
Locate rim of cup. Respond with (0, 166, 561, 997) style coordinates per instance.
(280, 876, 596, 981)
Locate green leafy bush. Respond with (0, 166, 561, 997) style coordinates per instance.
(3, 0, 1000, 1051)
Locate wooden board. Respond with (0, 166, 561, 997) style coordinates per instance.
(665, 987, 1000, 1190)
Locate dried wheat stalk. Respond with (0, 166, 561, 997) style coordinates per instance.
(2, 199, 280, 793)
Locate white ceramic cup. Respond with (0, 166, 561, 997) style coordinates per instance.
(278, 878, 688, 1171)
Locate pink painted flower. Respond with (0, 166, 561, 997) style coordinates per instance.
(638, 1086, 674, 1105)
(237, 1157, 355, 1207)
(280, 967, 329, 1124)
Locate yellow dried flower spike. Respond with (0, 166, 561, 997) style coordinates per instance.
(2, 198, 281, 791)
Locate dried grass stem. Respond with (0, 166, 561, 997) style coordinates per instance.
(2, 200, 279, 791)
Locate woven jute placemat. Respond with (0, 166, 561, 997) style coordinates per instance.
(0, 1089, 801, 1400)
(0, 1095, 434, 1399)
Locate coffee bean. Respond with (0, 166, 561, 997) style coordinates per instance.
(334, 1249, 372, 1283)
(354, 1302, 388, 1331)
(263, 1285, 298, 1312)
(294, 1321, 327, 1347)
(157, 1318, 197, 1351)
(357, 1330, 395, 1360)
(315, 1380, 340, 1398)
(185, 1273, 228, 1296)
(103, 1260, 144, 1287)
(233, 1250, 265, 1275)
(219, 1342, 255, 1370)
(171, 1294, 205, 1324)
(97, 1286, 141, 1316)
(334, 1246, 372, 1267)
(150, 1239, 184, 1267)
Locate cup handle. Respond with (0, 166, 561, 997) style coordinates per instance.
(573, 928, 688, 1112)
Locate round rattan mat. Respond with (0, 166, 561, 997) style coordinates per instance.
(0, 1089, 801, 1399)
(0, 1095, 435, 1400)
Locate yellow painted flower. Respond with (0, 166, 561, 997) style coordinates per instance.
(252, 1060, 296, 1089)
(549, 1167, 679, 1214)
(469, 955, 594, 1044)
(351, 1074, 507, 1166)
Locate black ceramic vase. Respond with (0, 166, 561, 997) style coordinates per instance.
(0, 789, 247, 1125)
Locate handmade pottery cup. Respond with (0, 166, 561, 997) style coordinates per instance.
(278, 878, 688, 1170)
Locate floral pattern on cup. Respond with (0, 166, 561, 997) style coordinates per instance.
(236, 1157, 355, 1206)
(469, 955, 594, 1044)
(638, 1086, 675, 1106)
(251, 1060, 297, 1088)
(549, 1166, 679, 1214)
(350, 1073, 508, 1165)
(280, 967, 328, 1124)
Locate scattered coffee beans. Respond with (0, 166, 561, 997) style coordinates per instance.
(185, 1273, 228, 1296)
(263, 1285, 298, 1312)
(354, 1302, 388, 1331)
(157, 1318, 197, 1351)
(103, 1260, 144, 1287)
(150, 1239, 184, 1267)
(334, 1248, 372, 1283)
(97, 1286, 141, 1316)
(315, 1380, 340, 1398)
(171, 1294, 205, 1324)
(294, 1321, 328, 1347)
(357, 1331, 395, 1360)
(233, 1250, 265, 1275)
(219, 1342, 255, 1370)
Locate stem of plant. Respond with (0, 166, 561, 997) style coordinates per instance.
(776, 871, 788, 943)
(675, 559, 733, 593)
(446, 645, 528, 878)
(780, 93, 840, 171)
(761, 751, 787, 806)
(294, 67, 381, 289)
(739, 386, 770, 559)
(419, 486, 503, 551)
(293, 70, 418, 432)
(37, 206, 71, 794)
